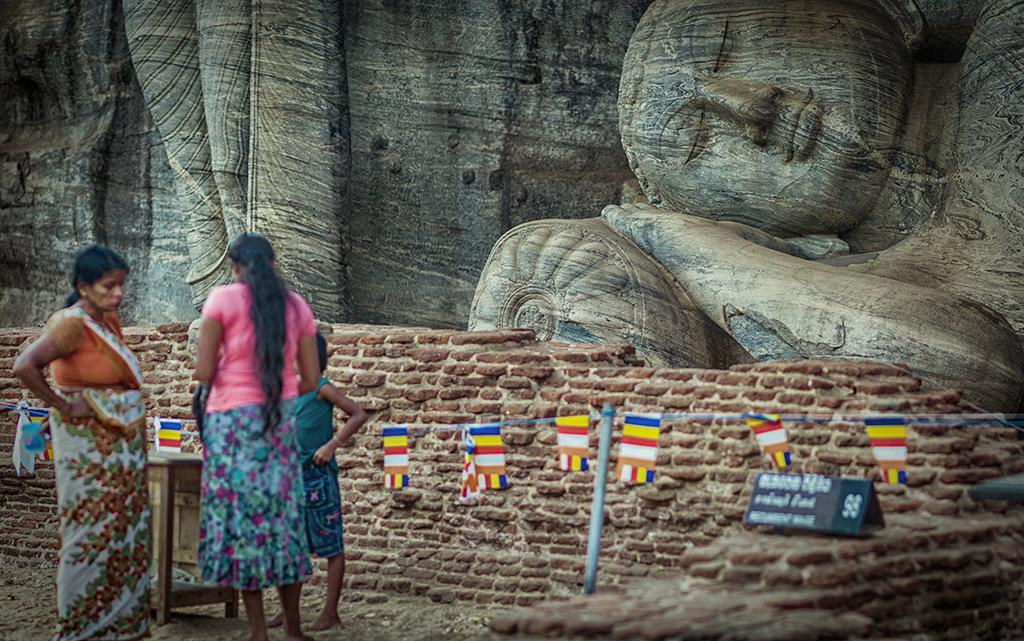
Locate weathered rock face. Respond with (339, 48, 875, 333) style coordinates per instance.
(0, 0, 193, 327)
(470, 0, 1024, 411)
(344, 0, 653, 327)
(1, 0, 653, 328)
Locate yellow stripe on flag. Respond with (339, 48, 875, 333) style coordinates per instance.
(556, 415, 589, 427)
(622, 424, 660, 441)
(157, 430, 180, 440)
(473, 435, 504, 447)
(383, 436, 408, 447)
(865, 426, 906, 439)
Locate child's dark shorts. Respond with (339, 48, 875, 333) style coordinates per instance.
(301, 463, 344, 558)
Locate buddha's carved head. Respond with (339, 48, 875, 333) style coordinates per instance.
(619, 0, 920, 236)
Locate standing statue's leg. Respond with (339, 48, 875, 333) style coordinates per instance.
(247, 0, 348, 320)
(195, 0, 251, 240)
(123, 0, 232, 306)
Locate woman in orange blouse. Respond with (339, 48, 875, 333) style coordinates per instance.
(14, 245, 150, 641)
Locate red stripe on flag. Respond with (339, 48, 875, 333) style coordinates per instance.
(158, 438, 179, 448)
(749, 422, 783, 434)
(620, 435, 658, 447)
(383, 446, 408, 455)
(869, 438, 906, 447)
(474, 445, 506, 455)
(557, 426, 589, 436)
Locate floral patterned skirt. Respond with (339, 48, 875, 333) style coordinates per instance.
(50, 389, 150, 641)
(198, 402, 310, 590)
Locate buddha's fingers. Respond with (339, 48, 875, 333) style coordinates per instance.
(603, 203, 1024, 411)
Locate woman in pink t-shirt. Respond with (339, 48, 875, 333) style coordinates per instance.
(193, 233, 319, 641)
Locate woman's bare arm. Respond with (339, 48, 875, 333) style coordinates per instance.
(193, 316, 222, 383)
(296, 335, 319, 394)
(13, 337, 90, 418)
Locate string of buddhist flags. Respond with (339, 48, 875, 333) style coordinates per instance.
(2, 401, 1019, 490)
(377, 410, 1023, 493)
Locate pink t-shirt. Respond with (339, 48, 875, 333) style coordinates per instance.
(202, 283, 316, 413)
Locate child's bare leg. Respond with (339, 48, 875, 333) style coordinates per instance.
(241, 589, 269, 641)
(310, 554, 344, 630)
(277, 581, 313, 641)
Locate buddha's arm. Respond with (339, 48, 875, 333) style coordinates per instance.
(603, 203, 1024, 411)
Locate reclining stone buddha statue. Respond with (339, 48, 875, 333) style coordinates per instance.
(469, 0, 1024, 411)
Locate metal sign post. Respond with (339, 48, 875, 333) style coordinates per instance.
(583, 403, 615, 594)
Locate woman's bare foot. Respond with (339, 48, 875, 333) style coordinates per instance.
(265, 612, 283, 628)
(308, 612, 342, 631)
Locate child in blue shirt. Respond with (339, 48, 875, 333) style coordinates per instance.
(269, 331, 367, 631)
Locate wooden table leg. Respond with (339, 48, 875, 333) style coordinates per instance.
(154, 465, 175, 625)
(225, 590, 239, 618)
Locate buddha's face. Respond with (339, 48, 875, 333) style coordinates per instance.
(619, 0, 912, 236)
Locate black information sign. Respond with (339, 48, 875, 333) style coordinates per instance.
(744, 472, 884, 536)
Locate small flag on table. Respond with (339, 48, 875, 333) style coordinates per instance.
(383, 425, 410, 489)
(469, 423, 508, 489)
(744, 413, 791, 468)
(555, 415, 590, 472)
(154, 417, 182, 452)
(616, 414, 660, 484)
(459, 430, 479, 502)
(864, 416, 907, 485)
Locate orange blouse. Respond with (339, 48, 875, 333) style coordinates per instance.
(45, 310, 139, 390)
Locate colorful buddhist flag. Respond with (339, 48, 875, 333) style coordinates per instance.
(23, 415, 48, 454)
(382, 425, 410, 489)
(12, 405, 38, 476)
(616, 414, 660, 484)
(459, 430, 479, 502)
(864, 416, 907, 484)
(744, 413, 792, 468)
(555, 415, 590, 472)
(154, 417, 182, 453)
(469, 423, 508, 489)
(37, 440, 54, 462)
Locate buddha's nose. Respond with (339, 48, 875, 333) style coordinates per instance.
(693, 77, 820, 162)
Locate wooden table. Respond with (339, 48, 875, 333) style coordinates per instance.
(149, 452, 238, 625)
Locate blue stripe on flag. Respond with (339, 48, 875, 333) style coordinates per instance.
(469, 425, 502, 436)
(383, 426, 408, 437)
(863, 416, 906, 426)
(624, 415, 661, 428)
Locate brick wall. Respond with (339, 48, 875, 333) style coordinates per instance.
(2, 324, 1023, 638)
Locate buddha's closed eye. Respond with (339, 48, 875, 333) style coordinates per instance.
(659, 77, 821, 165)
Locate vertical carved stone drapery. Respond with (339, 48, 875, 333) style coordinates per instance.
(123, 0, 348, 318)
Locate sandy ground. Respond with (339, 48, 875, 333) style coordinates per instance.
(0, 563, 489, 641)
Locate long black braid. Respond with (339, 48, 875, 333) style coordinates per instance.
(228, 233, 288, 434)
